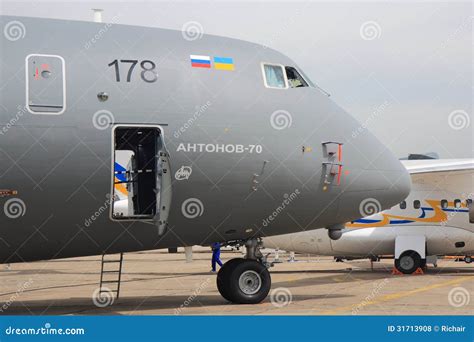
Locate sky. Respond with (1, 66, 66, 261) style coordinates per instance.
(1, 0, 472, 159)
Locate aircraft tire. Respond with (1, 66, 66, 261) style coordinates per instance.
(217, 258, 245, 302)
(395, 251, 422, 274)
(219, 259, 271, 304)
(465, 256, 472, 264)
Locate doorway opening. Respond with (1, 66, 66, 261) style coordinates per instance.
(111, 125, 170, 228)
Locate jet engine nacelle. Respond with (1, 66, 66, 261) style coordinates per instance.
(327, 224, 345, 240)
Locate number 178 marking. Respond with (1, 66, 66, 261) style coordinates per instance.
(108, 59, 158, 83)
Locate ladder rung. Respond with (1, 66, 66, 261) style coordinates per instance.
(102, 270, 121, 273)
(101, 280, 120, 283)
(102, 260, 122, 263)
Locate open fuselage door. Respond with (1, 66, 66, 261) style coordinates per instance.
(111, 125, 171, 235)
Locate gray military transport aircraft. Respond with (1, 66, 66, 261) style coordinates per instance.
(0, 16, 410, 304)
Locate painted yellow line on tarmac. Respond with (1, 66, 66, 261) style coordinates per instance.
(321, 276, 472, 315)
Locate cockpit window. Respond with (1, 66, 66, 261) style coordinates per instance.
(285, 66, 308, 88)
(262, 64, 287, 89)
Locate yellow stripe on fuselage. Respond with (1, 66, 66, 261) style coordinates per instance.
(114, 177, 128, 196)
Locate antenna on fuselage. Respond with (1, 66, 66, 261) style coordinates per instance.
(92, 9, 104, 23)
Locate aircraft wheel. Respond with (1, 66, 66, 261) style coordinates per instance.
(465, 256, 472, 264)
(217, 259, 271, 304)
(395, 251, 422, 274)
(217, 258, 245, 301)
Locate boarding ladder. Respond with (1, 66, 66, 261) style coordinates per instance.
(321, 141, 344, 186)
(99, 253, 124, 300)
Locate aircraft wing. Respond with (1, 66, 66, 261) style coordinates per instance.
(402, 159, 474, 175)
(402, 159, 474, 194)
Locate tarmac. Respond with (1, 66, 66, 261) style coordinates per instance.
(0, 248, 472, 315)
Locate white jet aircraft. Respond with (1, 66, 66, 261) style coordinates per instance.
(263, 159, 474, 274)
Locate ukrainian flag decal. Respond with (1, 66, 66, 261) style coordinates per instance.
(214, 57, 234, 71)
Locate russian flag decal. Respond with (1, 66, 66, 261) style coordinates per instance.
(190, 55, 211, 68)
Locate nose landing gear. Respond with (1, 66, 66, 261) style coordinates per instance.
(217, 238, 272, 304)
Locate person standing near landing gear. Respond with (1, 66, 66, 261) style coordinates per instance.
(211, 242, 223, 272)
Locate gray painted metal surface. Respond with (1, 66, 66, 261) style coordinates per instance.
(0, 16, 410, 263)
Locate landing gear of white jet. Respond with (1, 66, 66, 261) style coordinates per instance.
(465, 256, 472, 264)
(217, 238, 271, 304)
(394, 250, 423, 274)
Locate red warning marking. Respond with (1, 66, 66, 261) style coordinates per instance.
(336, 167, 342, 184)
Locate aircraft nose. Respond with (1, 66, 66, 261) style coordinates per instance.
(371, 150, 411, 208)
(340, 148, 411, 219)
(336, 145, 411, 222)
